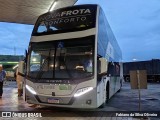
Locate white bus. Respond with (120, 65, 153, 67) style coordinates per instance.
(23, 4, 123, 108)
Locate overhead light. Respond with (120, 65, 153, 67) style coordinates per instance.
(49, 1, 57, 11)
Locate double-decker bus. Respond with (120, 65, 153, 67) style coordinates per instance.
(23, 4, 123, 108)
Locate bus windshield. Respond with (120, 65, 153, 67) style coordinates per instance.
(28, 36, 95, 82)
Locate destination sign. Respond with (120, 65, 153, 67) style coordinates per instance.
(34, 5, 97, 34)
(39, 9, 92, 21)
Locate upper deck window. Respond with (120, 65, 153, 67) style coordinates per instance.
(32, 5, 97, 35)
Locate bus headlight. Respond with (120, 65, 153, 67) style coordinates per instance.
(26, 85, 37, 95)
(74, 87, 93, 97)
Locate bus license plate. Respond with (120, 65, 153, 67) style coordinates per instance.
(48, 98, 59, 104)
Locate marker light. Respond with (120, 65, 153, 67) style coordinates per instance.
(74, 87, 93, 97)
(26, 85, 37, 95)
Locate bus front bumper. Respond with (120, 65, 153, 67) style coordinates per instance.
(26, 88, 98, 108)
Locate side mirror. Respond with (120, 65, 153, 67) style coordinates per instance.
(98, 58, 108, 74)
(18, 61, 25, 77)
(25, 49, 28, 64)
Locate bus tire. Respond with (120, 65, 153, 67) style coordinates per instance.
(100, 101, 106, 108)
(106, 82, 109, 103)
(118, 80, 122, 92)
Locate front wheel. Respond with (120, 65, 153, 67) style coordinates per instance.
(106, 82, 109, 103)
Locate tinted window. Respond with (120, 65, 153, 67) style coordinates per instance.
(32, 5, 97, 35)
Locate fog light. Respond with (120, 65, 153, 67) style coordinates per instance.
(86, 100, 92, 105)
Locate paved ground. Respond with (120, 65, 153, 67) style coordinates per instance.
(106, 82, 160, 111)
(0, 81, 160, 120)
